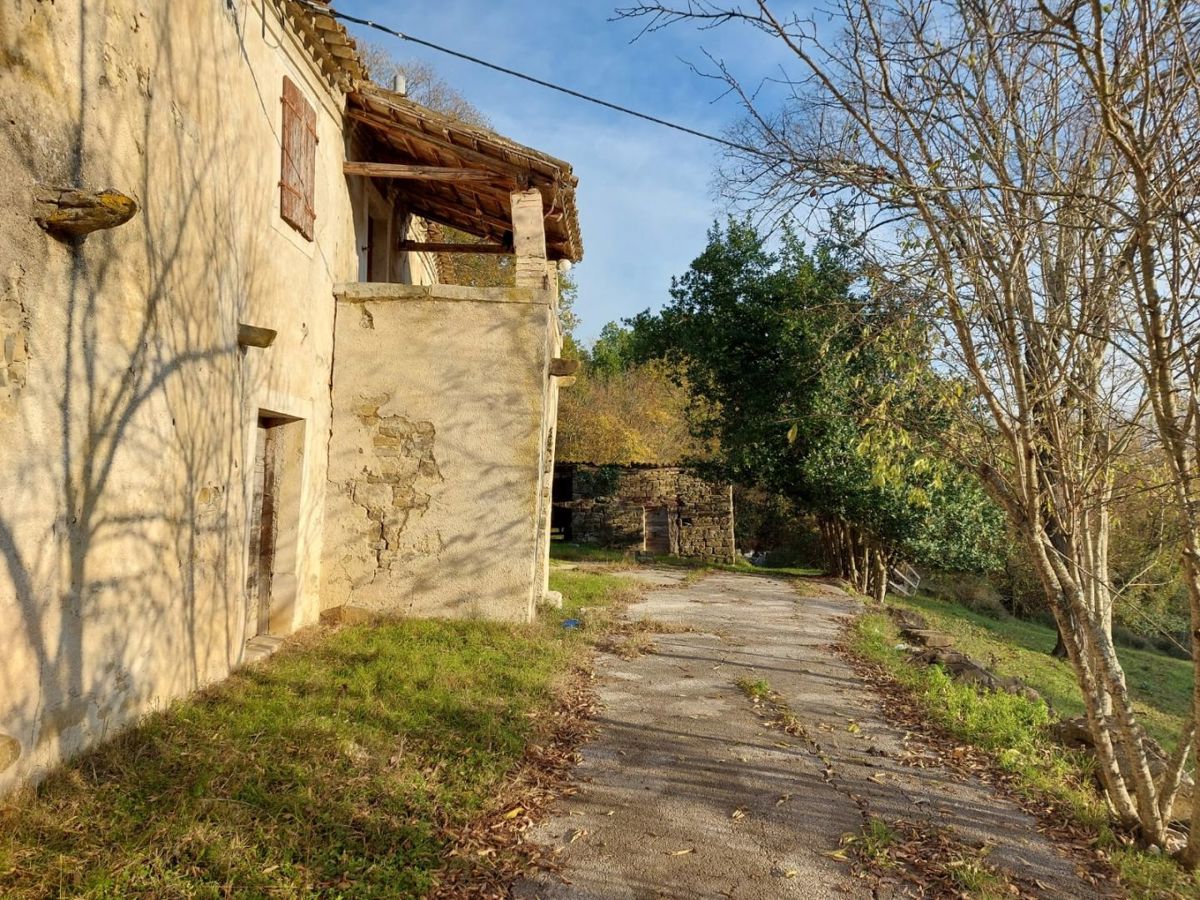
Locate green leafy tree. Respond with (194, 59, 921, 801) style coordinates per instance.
(586, 323, 637, 378)
(638, 219, 1002, 599)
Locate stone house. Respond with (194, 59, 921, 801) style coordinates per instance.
(553, 464, 735, 563)
(0, 1, 580, 794)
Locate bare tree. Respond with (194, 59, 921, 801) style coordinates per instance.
(1033, 0, 1200, 861)
(618, 0, 1189, 848)
(358, 43, 490, 126)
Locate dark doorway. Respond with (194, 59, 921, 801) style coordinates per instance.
(551, 465, 574, 541)
(246, 413, 305, 639)
(366, 211, 390, 282)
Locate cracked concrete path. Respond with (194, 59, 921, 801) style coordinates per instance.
(515, 570, 1096, 899)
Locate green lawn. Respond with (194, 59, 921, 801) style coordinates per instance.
(850, 608, 1199, 898)
(892, 592, 1192, 753)
(550, 541, 635, 564)
(551, 540, 820, 578)
(0, 570, 639, 899)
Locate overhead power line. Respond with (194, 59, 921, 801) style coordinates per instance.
(293, 0, 769, 158)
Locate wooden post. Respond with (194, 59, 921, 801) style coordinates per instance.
(511, 188, 548, 288)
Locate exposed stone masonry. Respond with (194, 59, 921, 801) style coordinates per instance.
(346, 395, 443, 583)
(0, 265, 29, 418)
(557, 464, 735, 563)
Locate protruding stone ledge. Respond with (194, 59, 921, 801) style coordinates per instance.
(334, 282, 553, 307)
(35, 186, 138, 238)
(549, 357, 580, 377)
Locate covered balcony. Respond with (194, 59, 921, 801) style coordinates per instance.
(320, 83, 583, 623)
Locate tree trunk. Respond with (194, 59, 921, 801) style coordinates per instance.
(1022, 524, 1147, 832)
(1180, 538, 1200, 865)
(1051, 623, 1069, 659)
(870, 546, 889, 604)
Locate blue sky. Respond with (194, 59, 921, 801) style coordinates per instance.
(339, 2, 799, 343)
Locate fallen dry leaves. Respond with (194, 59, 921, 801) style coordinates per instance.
(835, 625, 1121, 896)
(596, 617, 694, 660)
(429, 663, 598, 899)
(839, 817, 1029, 899)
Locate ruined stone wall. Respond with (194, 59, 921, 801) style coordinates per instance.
(565, 465, 735, 562)
(0, 2, 356, 794)
(675, 472, 737, 561)
(321, 283, 558, 622)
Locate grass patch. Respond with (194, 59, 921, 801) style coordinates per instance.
(736, 677, 772, 702)
(858, 817, 899, 867)
(550, 542, 635, 564)
(597, 617, 694, 660)
(719, 561, 822, 578)
(893, 591, 1191, 754)
(850, 610, 1200, 898)
(842, 817, 1012, 897)
(945, 852, 1008, 899)
(734, 677, 807, 738)
(0, 570, 637, 898)
(552, 541, 821, 579)
(545, 568, 643, 636)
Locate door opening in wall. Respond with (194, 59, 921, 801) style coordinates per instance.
(246, 412, 305, 644)
(367, 214, 391, 282)
(645, 506, 671, 555)
(551, 465, 573, 541)
(365, 194, 393, 283)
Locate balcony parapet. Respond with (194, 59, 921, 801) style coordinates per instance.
(334, 282, 554, 307)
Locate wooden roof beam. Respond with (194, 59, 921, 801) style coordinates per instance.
(393, 187, 515, 236)
(343, 161, 506, 183)
(347, 108, 544, 185)
(398, 240, 513, 254)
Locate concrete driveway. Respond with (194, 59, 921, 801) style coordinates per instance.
(515, 570, 1094, 899)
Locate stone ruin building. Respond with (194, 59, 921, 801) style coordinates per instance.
(553, 463, 735, 563)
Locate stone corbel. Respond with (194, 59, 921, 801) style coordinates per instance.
(549, 357, 580, 377)
(35, 186, 139, 239)
(238, 324, 278, 349)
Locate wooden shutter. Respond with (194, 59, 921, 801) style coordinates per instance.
(280, 76, 317, 240)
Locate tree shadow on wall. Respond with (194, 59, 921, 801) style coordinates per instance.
(0, 1, 289, 785)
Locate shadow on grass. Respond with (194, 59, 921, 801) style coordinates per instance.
(0, 613, 599, 898)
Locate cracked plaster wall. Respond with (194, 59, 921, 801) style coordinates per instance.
(322, 284, 557, 622)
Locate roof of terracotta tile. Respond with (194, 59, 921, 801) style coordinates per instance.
(279, 0, 366, 89)
(346, 83, 583, 263)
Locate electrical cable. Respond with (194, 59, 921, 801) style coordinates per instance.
(296, 2, 1199, 664)
(292, 0, 776, 159)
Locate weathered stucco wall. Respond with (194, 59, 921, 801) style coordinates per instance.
(0, 1, 356, 793)
(561, 465, 736, 563)
(322, 283, 557, 622)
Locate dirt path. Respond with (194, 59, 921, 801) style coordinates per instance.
(515, 570, 1096, 899)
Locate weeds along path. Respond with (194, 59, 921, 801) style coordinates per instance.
(515, 571, 1099, 899)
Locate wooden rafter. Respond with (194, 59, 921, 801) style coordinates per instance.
(343, 161, 506, 182)
(397, 240, 513, 254)
(391, 185, 515, 239)
(345, 85, 583, 262)
(346, 110, 534, 184)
